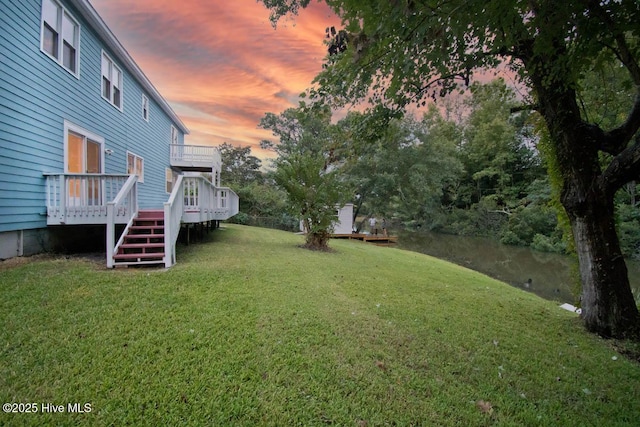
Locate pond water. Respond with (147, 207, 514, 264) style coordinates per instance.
(396, 230, 640, 304)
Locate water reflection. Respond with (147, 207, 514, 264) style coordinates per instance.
(397, 230, 640, 304)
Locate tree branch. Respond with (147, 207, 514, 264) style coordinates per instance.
(409, 72, 470, 103)
(599, 91, 640, 155)
(510, 104, 539, 114)
(586, 0, 640, 86)
(586, 0, 640, 155)
(490, 208, 512, 216)
(602, 134, 640, 196)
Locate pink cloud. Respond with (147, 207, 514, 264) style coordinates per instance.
(90, 0, 340, 158)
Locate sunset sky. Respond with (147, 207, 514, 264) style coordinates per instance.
(91, 0, 341, 159)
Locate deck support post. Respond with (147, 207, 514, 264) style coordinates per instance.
(106, 202, 115, 268)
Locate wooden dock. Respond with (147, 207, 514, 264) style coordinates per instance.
(331, 233, 398, 245)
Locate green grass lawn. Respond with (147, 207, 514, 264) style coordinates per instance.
(1, 224, 639, 426)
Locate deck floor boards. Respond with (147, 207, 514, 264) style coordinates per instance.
(331, 233, 397, 244)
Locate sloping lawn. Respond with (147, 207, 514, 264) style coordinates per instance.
(1, 224, 639, 426)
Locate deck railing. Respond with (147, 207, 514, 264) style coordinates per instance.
(106, 175, 139, 268)
(44, 173, 131, 225)
(181, 176, 239, 222)
(170, 144, 221, 170)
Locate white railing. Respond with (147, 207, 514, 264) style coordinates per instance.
(106, 175, 139, 268)
(164, 175, 185, 268)
(170, 144, 221, 170)
(181, 176, 239, 223)
(44, 173, 130, 225)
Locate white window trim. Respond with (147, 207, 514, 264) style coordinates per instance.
(170, 125, 178, 145)
(40, 0, 81, 78)
(165, 168, 176, 194)
(101, 51, 123, 111)
(142, 94, 149, 122)
(63, 120, 105, 173)
(126, 151, 144, 183)
(219, 190, 227, 208)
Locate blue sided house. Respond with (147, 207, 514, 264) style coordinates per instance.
(0, 0, 239, 267)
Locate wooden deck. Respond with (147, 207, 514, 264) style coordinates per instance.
(331, 233, 398, 245)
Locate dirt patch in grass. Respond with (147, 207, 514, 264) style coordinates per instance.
(612, 340, 640, 363)
(0, 253, 57, 270)
(0, 252, 108, 271)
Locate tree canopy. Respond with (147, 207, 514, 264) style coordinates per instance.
(218, 143, 263, 188)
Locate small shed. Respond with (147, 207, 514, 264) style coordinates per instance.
(332, 203, 354, 235)
(299, 203, 354, 234)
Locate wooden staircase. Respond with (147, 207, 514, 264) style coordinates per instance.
(113, 210, 165, 266)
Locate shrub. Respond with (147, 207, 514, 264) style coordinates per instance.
(530, 233, 566, 253)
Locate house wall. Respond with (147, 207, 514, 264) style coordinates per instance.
(0, 229, 52, 259)
(0, 0, 186, 241)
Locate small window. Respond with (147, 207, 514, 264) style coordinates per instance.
(170, 125, 178, 145)
(220, 190, 227, 208)
(41, 0, 80, 76)
(127, 152, 144, 183)
(166, 168, 175, 193)
(101, 52, 123, 109)
(142, 94, 149, 121)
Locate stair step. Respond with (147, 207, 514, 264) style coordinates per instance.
(114, 260, 166, 267)
(135, 218, 163, 223)
(129, 225, 164, 235)
(138, 210, 164, 219)
(130, 225, 163, 230)
(133, 223, 164, 229)
(119, 243, 165, 249)
(113, 252, 165, 260)
(117, 247, 164, 254)
(124, 234, 164, 240)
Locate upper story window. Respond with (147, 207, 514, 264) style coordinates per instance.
(142, 94, 149, 121)
(101, 52, 122, 110)
(41, 0, 80, 76)
(127, 152, 144, 183)
(171, 125, 178, 145)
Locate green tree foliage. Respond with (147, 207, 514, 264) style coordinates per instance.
(458, 80, 542, 206)
(217, 143, 298, 230)
(260, 106, 349, 250)
(339, 108, 464, 230)
(336, 81, 562, 244)
(218, 143, 263, 188)
(260, 0, 640, 338)
(443, 80, 555, 242)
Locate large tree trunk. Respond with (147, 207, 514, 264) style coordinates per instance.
(525, 60, 640, 338)
(304, 231, 330, 251)
(545, 105, 639, 339)
(563, 182, 639, 338)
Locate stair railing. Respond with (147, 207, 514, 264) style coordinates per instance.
(106, 175, 138, 268)
(163, 175, 185, 268)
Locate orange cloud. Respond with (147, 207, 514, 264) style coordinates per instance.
(91, 0, 341, 159)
